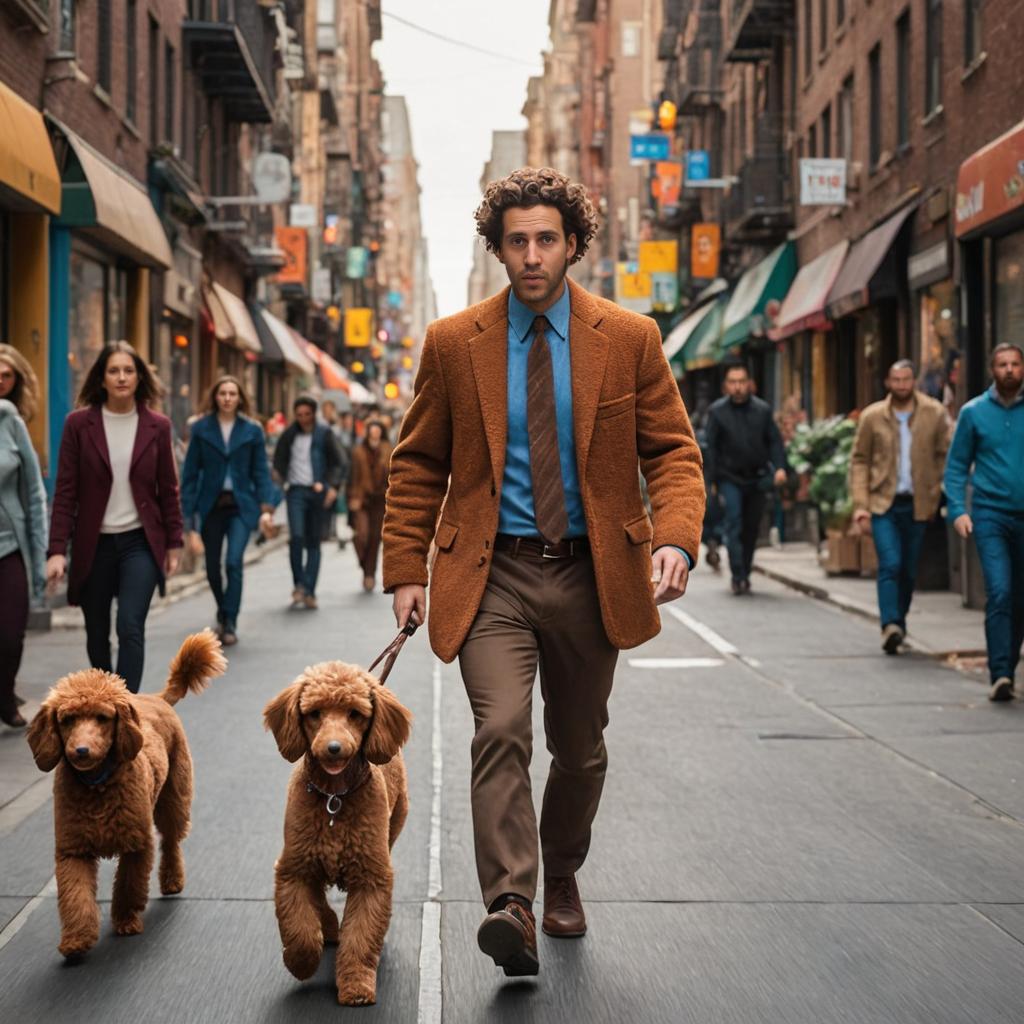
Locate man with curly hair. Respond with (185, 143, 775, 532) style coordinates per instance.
(383, 167, 704, 977)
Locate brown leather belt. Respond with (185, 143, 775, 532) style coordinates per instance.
(493, 534, 590, 559)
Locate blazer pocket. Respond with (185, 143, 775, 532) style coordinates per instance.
(595, 392, 636, 419)
(624, 514, 654, 545)
(434, 519, 459, 551)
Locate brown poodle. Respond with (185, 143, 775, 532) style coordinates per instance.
(263, 662, 412, 1006)
(26, 630, 226, 959)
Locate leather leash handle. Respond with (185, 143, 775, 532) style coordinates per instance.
(369, 621, 418, 686)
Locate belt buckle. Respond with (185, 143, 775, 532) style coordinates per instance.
(541, 542, 568, 559)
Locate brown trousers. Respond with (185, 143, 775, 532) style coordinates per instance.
(458, 546, 618, 909)
(353, 495, 386, 578)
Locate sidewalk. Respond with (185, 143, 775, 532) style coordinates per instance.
(754, 542, 987, 659)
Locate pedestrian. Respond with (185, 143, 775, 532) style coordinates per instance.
(689, 379, 723, 569)
(850, 360, 950, 654)
(179, 375, 275, 645)
(348, 418, 392, 592)
(46, 341, 183, 694)
(383, 167, 704, 976)
(704, 361, 787, 594)
(0, 345, 47, 728)
(320, 398, 353, 548)
(271, 395, 344, 609)
(944, 343, 1024, 702)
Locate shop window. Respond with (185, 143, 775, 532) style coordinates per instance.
(68, 252, 128, 403)
(868, 44, 881, 168)
(896, 12, 910, 149)
(925, 0, 943, 114)
(995, 232, 1024, 357)
(964, 0, 983, 66)
(917, 280, 960, 421)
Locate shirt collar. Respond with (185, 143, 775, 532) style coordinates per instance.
(986, 384, 1024, 407)
(508, 282, 571, 344)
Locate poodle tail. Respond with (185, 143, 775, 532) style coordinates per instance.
(160, 629, 227, 706)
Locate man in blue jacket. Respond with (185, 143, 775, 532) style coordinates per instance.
(944, 343, 1024, 702)
(272, 396, 344, 609)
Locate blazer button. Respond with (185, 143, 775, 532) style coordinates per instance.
(478, 556, 487, 567)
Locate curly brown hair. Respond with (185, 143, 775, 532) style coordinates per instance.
(0, 343, 40, 422)
(474, 167, 598, 264)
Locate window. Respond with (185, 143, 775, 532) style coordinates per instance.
(819, 0, 828, 53)
(964, 0, 983, 66)
(165, 42, 176, 144)
(804, 0, 813, 77)
(808, 123, 817, 159)
(925, 0, 943, 114)
(58, 0, 75, 54)
(869, 44, 881, 167)
(821, 103, 832, 158)
(148, 17, 159, 145)
(621, 22, 641, 58)
(125, 0, 137, 123)
(839, 75, 854, 162)
(896, 12, 910, 147)
(97, 0, 112, 92)
(837, 0, 845, 27)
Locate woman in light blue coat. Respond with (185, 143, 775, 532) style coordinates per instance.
(0, 345, 47, 727)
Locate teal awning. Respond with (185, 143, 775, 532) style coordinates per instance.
(720, 241, 796, 350)
(679, 294, 729, 371)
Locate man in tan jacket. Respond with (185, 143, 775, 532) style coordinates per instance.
(382, 168, 704, 977)
(850, 360, 950, 654)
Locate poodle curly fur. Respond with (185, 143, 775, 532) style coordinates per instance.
(26, 630, 226, 959)
(264, 661, 412, 1006)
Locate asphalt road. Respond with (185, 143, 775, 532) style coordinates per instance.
(2, 543, 1024, 1023)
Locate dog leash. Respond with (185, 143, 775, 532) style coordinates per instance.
(368, 621, 419, 687)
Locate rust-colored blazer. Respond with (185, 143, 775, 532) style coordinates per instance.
(382, 280, 705, 663)
(348, 440, 393, 507)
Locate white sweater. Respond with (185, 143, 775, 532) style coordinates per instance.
(101, 407, 142, 533)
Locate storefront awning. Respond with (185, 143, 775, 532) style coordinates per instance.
(0, 81, 60, 214)
(52, 123, 171, 269)
(663, 299, 721, 363)
(304, 341, 375, 404)
(720, 242, 796, 350)
(825, 203, 917, 320)
(955, 118, 1024, 238)
(680, 295, 729, 371)
(252, 306, 316, 376)
(203, 282, 261, 353)
(767, 240, 848, 341)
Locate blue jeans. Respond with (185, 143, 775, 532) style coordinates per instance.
(972, 506, 1024, 684)
(719, 480, 765, 583)
(79, 528, 161, 693)
(287, 486, 323, 596)
(201, 500, 251, 629)
(870, 497, 927, 632)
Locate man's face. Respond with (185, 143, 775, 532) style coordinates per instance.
(886, 366, 916, 403)
(724, 369, 751, 402)
(992, 348, 1024, 395)
(498, 205, 577, 311)
(295, 404, 316, 431)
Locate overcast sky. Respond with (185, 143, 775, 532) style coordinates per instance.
(376, 1, 549, 317)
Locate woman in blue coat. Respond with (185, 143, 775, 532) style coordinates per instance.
(180, 376, 274, 645)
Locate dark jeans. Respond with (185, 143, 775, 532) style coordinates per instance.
(200, 498, 251, 629)
(79, 528, 161, 694)
(870, 496, 927, 633)
(286, 486, 324, 596)
(0, 551, 29, 716)
(972, 506, 1024, 684)
(719, 480, 765, 584)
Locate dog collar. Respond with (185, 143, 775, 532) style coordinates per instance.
(304, 753, 372, 828)
(65, 750, 121, 787)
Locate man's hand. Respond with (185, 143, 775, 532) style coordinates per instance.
(954, 514, 973, 539)
(324, 487, 338, 509)
(393, 584, 426, 629)
(853, 509, 871, 534)
(165, 548, 182, 577)
(773, 468, 788, 488)
(45, 554, 66, 595)
(651, 547, 689, 606)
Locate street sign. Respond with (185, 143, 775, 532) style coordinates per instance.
(630, 133, 671, 161)
(652, 272, 679, 312)
(274, 227, 307, 285)
(289, 203, 316, 228)
(639, 240, 678, 274)
(311, 265, 331, 303)
(800, 158, 847, 205)
(252, 152, 291, 203)
(691, 223, 721, 280)
(616, 261, 652, 313)
(346, 246, 368, 279)
(344, 307, 373, 347)
(686, 150, 711, 181)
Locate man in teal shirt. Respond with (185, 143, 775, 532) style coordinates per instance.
(944, 343, 1024, 701)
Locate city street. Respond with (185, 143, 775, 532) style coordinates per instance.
(2, 546, 1024, 1023)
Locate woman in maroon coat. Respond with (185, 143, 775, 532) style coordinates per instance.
(46, 342, 183, 693)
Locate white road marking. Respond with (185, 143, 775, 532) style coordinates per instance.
(664, 605, 739, 656)
(417, 658, 444, 1024)
(627, 657, 724, 669)
(0, 875, 56, 953)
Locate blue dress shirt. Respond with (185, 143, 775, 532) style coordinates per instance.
(499, 285, 587, 537)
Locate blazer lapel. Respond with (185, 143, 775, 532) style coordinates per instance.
(85, 405, 112, 475)
(131, 406, 160, 470)
(568, 280, 609, 483)
(469, 318, 509, 489)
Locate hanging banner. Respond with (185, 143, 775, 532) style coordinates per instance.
(275, 227, 308, 286)
(615, 261, 652, 314)
(344, 307, 373, 348)
(652, 160, 683, 208)
(799, 158, 847, 205)
(639, 240, 679, 275)
(690, 223, 721, 280)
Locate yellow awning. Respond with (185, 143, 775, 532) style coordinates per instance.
(0, 81, 60, 214)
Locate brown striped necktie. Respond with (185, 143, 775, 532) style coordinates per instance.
(527, 315, 568, 545)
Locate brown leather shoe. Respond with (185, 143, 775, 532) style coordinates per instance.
(477, 901, 539, 976)
(542, 875, 586, 937)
